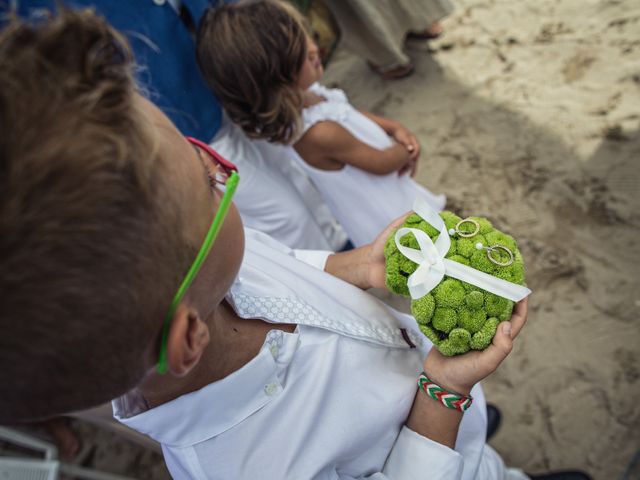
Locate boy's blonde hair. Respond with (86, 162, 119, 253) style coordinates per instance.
(197, 0, 310, 144)
(0, 9, 190, 421)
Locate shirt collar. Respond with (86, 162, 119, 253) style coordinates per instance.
(113, 331, 298, 448)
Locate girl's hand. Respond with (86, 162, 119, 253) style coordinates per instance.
(391, 124, 420, 165)
(356, 111, 420, 175)
(398, 159, 417, 177)
(423, 298, 529, 395)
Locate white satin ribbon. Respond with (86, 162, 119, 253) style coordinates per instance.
(394, 198, 532, 301)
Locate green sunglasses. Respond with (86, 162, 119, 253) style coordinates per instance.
(156, 137, 240, 374)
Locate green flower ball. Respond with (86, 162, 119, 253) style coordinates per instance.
(384, 211, 527, 356)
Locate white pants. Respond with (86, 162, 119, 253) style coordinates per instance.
(480, 444, 530, 480)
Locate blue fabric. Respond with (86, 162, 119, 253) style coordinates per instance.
(2, 0, 222, 140)
(338, 239, 355, 252)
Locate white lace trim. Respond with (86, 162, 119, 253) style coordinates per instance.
(231, 293, 421, 348)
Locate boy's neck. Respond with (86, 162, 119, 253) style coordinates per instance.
(139, 300, 295, 409)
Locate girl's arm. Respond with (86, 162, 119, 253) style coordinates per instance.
(359, 110, 420, 163)
(294, 121, 412, 176)
(359, 110, 399, 135)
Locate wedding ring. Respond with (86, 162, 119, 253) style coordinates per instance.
(487, 245, 514, 267)
(455, 218, 480, 237)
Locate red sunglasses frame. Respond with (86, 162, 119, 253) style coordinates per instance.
(186, 136, 238, 178)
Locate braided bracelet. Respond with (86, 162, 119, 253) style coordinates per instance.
(417, 372, 473, 412)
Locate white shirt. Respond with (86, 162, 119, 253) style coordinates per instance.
(210, 117, 348, 251)
(285, 83, 446, 247)
(114, 229, 506, 480)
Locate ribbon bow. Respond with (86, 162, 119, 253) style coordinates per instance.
(395, 198, 532, 301)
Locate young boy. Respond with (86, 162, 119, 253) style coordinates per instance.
(0, 9, 543, 480)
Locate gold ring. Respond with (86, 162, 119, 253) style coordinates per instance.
(455, 218, 480, 237)
(487, 245, 514, 267)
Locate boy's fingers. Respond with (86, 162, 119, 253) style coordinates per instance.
(389, 211, 412, 229)
(377, 212, 412, 241)
(480, 322, 514, 371)
(476, 298, 529, 373)
(509, 297, 529, 339)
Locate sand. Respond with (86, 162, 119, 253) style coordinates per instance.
(323, 0, 640, 478)
(11, 1, 638, 478)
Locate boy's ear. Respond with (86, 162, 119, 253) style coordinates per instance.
(166, 303, 210, 376)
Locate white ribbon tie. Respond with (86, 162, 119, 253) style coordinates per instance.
(394, 198, 532, 302)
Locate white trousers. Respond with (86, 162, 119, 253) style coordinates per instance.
(480, 444, 530, 480)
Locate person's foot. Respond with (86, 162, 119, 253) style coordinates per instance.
(528, 471, 592, 480)
(366, 61, 415, 80)
(407, 22, 444, 40)
(486, 403, 501, 441)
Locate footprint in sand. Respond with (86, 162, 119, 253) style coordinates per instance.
(562, 51, 597, 82)
(522, 239, 586, 289)
(613, 348, 639, 385)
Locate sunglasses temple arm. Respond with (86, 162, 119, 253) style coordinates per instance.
(156, 171, 240, 374)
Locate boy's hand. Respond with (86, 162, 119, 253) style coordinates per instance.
(325, 214, 409, 290)
(405, 300, 527, 449)
(422, 298, 529, 395)
(365, 213, 411, 289)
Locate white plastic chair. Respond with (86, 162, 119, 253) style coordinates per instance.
(0, 458, 59, 480)
(0, 426, 138, 480)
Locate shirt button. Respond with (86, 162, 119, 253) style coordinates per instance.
(264, 383, 279, 396)
(153, 0, 166, 5)
(269, 344, 279, 358)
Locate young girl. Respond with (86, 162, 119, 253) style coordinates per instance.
(197, 0, 445, 247)
(209, 114, 352, 251)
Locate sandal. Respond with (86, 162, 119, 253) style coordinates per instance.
(367, 61, 415, 80)
(407, 22, 444, 40)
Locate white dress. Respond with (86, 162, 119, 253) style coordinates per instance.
(290, 83, 446, 247)
(210, 116, 348, 250)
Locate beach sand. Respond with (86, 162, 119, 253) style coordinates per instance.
(323, 0, 640, 478)
(15, 1, 638, 479)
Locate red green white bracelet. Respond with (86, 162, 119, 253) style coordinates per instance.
(417, 372, 473, 412)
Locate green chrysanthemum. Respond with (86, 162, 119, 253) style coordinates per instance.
(411, 294, 435, 325)
(384, 210, 527, 356)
